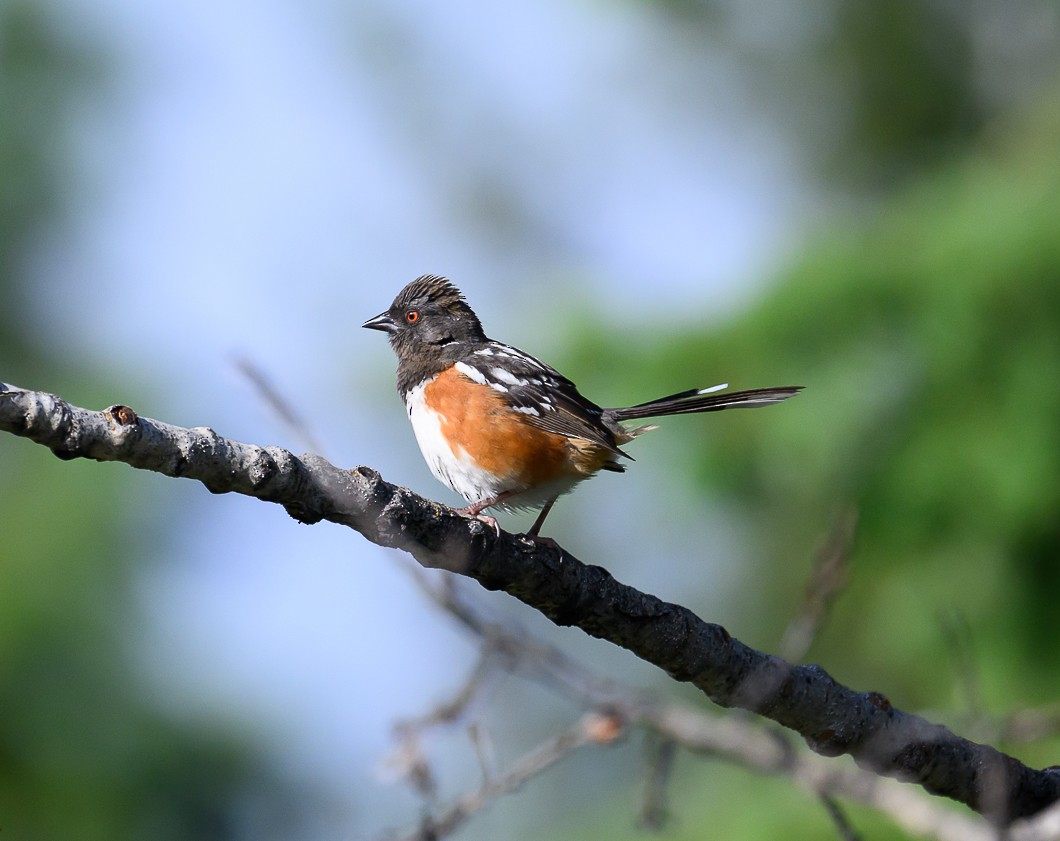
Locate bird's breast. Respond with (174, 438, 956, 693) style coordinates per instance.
(403, 367, 608, 504)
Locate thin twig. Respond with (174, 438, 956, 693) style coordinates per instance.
(396, 647, 501, 733)
(938, 606, 983, 720)
(467, 722, 497, 784)
(779, 505, 858, 662)
(405, 564, 630, 707)
(386, 648, 504, 802)
(385, 715, 600, 841)
(233, 355, 325, 454)
(638, 735, 677, 831)
(819, 792, 862, 841)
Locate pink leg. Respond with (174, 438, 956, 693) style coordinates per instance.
(456, 489, 518, 518)
(526, 496, 558, 539)
(455, 491, 519, 535)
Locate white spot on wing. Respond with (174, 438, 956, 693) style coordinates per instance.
(490, 367, 523, 386)
(698, 383, 729, 394)
(495, 342, 546, 370)
(455, 361, 487, 385)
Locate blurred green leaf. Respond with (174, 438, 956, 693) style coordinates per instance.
(562, 91, 1060, 837)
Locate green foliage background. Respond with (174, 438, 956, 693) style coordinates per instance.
(2, 0, 1058, 838)
(544, 96, 1060, 839)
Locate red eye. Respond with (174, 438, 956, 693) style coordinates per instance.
(405, 310, 419, 324)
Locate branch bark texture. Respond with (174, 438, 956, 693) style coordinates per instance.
(2, 382, 1057, 825)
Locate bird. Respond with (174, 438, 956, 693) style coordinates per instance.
(363, 275, 801, 538)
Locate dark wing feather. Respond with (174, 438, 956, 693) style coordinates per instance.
(609, 385, 802, 421)
(462, 342, 629, 457)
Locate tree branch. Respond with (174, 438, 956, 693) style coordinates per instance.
(411, 573, 994, 841)
(2, 382, 1058, 826)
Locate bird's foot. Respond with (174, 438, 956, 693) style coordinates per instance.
(454, 502, 502, 537)
(473, 512, 501, 537)
(520, 533, 560, 550)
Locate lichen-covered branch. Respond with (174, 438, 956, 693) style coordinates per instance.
(2, 382, 1058, 826)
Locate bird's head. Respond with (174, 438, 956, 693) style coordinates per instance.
(363, 275, 486, 359)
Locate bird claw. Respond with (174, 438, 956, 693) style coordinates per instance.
(454, 506, 501, 537)
(454, 500, 504, 537)
(475, 513, 501, 537)
(521, 533, 560, 550)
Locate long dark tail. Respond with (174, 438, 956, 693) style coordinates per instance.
(608, 385, 802, 422)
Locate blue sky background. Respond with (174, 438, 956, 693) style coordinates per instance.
(16, 0, 830, 835)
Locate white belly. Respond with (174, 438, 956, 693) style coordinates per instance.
(404, 380, 510, 503)
(403, 379, 582, 510)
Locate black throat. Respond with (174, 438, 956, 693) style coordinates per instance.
(393, 335, 484, 397)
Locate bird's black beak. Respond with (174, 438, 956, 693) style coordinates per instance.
(362, 311, 397, 333)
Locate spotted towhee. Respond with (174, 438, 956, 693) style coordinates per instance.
(364, 275, 801, 537)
